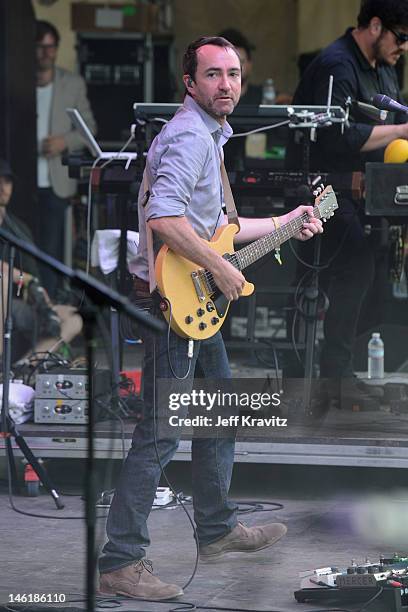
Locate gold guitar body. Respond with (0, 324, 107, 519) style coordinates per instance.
(155, 224, 254, 340)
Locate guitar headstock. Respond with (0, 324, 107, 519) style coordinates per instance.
(314, 185, 338, 221)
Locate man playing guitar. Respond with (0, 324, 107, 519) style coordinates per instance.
(99, 35, 323, 601)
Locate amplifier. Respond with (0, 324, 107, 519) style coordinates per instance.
(34, 399, 88, 424)
(366, 162, 408, 216)
(228, 169, 364, 200)
(34, 368, 111, 424)
(35, 368, 110, 400)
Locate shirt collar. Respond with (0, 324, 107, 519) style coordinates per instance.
(183, 94, 233, 145)
(345, 27, 375, 72)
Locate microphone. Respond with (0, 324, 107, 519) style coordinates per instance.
(372, 94, 408, 115)
(351, 99, 388, 122)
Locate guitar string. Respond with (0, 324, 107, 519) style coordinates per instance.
(201, 210, 317, 290)
(199, 195, 335, 292)
(201, 213, 309, 288)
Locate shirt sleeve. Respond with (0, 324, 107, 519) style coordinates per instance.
(310, 59, 373, 155)
(145, 129, 210, 220)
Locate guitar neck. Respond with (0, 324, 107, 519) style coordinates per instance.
(234, 205, 321, 271)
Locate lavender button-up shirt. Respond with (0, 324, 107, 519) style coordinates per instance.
(128, 95, 233, 281)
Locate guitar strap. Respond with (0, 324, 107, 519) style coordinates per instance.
(141, 159, 240, 295)
(141, 172, 158, 294)
(220, 159, 240, 230)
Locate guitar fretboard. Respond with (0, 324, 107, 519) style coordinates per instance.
(233, 205, 321, 271)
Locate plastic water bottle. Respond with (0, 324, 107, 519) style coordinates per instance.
(367, 332, 384, 379)
(262, 78, 276, 105)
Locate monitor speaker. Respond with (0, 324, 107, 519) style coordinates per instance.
(365, 162, 408, 216)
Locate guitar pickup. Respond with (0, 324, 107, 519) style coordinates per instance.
(191, 271, 206, 302)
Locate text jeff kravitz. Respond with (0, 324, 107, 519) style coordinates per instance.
(168, 414, 288, 428)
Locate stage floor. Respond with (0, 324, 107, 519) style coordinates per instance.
(1, 461, 407, 612)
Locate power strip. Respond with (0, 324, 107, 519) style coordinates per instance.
(153, 487, 174, 506)
(96, 487, 174, 508)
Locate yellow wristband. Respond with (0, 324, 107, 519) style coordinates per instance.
(271, 216, 280, 230)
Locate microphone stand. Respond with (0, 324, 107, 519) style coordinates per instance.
(1, 243, 65, 507)
(0, 226, 164, 612)
(287, 85, 347, 415)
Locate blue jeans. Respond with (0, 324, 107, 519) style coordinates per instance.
(99, 297, 238, 573)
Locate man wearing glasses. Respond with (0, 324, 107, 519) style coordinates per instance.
(36, 20, 95, 298)
(286, 0, 408, 406)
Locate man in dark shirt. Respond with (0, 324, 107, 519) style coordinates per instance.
(287, 0, 408, 397)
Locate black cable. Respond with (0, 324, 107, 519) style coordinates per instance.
(0, 243, 7, 406)
(288, 266, 330, 367)
(150, 335, 288, 594)
(151, 337, 200, 591)
(293, 269, 329, 321)
(1, 243, 6, 335)
(306, 608, 353, 612)
(96, 309, 114, 371)
(23, 351, 72, 387)
(290, 268, 313, 366)
(4, 465, 109, 519)
(165, 299, 193, 380)
(2, 353, 122, 520)
(235, 500, 284, 514)
(285, 204, 365, 368)
(358, 585, 384, 612)
(90, 594, 357, 612)
(288, 203, 359, 273)
(65, 575, 385, 612)
(95, 397, 127, 462)
(1, 594, 373, 612)
(253, 339, 283, 393)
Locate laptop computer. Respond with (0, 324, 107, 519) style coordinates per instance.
(66, 107, 138, 163)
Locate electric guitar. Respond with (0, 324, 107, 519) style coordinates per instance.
(155, 185, 338, 340)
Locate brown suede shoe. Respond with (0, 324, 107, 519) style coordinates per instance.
(200, 521, 287, 561)
(99, 559, 183, 600)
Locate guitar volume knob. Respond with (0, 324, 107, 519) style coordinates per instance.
(198, 322, 207, 330)
(197, 308, 205, 317)
(211, 317, 219, 325)
(185, 315, 193, 324)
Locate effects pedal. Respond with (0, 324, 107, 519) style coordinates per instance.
(295, 555, 408, 611)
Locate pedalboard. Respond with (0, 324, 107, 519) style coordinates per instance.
(34, 368, 110, 424)
(295, 555, 408, 611)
